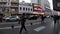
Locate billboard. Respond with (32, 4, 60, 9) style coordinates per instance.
(57, 2, 60, 7)
(33, 4, 42, 11)
(53, 0, 60, 11)
(34, 6, 42, 11)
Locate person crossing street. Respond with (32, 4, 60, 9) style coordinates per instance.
(18, 13, 27, 34)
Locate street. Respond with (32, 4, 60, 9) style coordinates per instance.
(0, 17, 60, 34)
(0, 0, 60, 34)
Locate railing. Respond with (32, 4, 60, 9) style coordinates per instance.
(11, 6, 18, 7)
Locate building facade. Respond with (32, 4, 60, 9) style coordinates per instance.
(31, 0, 50, 10)
(41, 0, 50, 10)
(0, 0, 19, 16)
(19, 1, 33, 14)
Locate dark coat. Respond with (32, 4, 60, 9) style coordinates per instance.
(53, 15, 60, 20)
(20, 15, 26, 23)
(41, 15, 46, 21)
(18, 15, 26, 24)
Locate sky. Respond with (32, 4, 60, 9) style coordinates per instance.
(48, 0, 53, 9)
(20, 0, 53, 9)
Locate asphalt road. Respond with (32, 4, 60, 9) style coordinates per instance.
(0, 17, 41, 28)
(0, 17, 60, 34)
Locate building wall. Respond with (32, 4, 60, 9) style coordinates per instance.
(31, 0, 50, 10)
(40, 0, 50, 10)
(19, 5, 33, 14)
(0, 0, 19, 14)
(0, 0, 7, 2)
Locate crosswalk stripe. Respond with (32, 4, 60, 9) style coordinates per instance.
(34, 26, 46, 32)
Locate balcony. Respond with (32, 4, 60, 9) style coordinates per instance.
(0, 5, 11, 8)
(0, 4, 6, 7)
(11, 0, 19, 3)
(11, 5, 18, 7)
(0, 0, 7, 2)
(11, 4, 18, 7)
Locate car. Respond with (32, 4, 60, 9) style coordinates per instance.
(46, 15, 51, 18)
(28, 15, 39, 20)
(3, 16, 20, 22)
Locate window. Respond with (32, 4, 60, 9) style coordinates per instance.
(28, 8, 30, 11)
(26, 8, 27, 11)
(8, 3, 10, 5)
(23, 7, 25, 11)
(20, 7, 22, 10)
(31, 8, 33, 11)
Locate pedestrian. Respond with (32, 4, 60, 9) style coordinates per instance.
(41, 15, 46, 24)
(30, 23, 33, 25)
(53, 15, 59, 24)
(19, 13, 27, 34)
(52, 14, 60, 34)
(11, 25, 14, 28)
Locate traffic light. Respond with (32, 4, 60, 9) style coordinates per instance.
(53, 0, 60, 11)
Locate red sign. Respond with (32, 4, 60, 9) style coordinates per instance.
(34, 6, 42, 11)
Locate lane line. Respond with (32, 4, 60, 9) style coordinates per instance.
(34, 26, 46, 32)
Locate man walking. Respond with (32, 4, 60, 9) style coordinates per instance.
(52, 15, 59, 24)
(41, 15, 46, 24)
(19, 13, 27, 34)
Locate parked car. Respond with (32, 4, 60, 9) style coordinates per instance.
(28, 15, 39, 20)
(3, 16, 20, 22)
(46, 15, 51, 18)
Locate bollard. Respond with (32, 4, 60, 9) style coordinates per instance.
(30, 23, 33, 25)
(11, 25, 14, 28)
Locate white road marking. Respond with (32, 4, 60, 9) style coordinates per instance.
(33, 22, 41, 25)
(34, 26, 46, 32)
